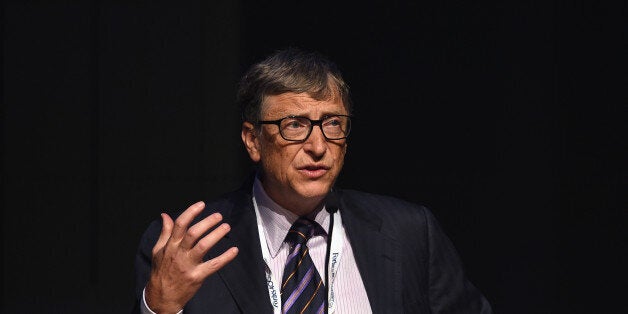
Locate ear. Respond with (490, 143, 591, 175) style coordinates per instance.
(241, 121, 261, 162)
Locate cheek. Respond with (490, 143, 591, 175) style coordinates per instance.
(326, 144, 347, 177)
(262, 145, 297, 172)
(334, 143, 348, 162)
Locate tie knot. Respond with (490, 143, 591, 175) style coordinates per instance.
(287, 218, 318, 245)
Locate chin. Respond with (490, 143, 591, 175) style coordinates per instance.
(294, 181, 330, 199)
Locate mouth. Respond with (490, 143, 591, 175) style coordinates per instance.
(297, 165, 330, 178)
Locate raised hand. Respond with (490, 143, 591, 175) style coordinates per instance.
(145, 201, 239, 314)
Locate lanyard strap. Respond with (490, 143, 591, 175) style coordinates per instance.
(253, 196, 344, 314)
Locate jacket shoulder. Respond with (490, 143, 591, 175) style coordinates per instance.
(339, 189, 431, 216)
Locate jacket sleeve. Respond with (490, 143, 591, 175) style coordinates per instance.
(424, 208, 493, 314)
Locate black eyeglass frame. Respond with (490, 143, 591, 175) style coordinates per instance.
(257, 114, 352, 142)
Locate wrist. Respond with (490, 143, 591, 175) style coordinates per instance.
(145, 281, 183, 314)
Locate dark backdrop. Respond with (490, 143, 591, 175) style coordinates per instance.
(2, 1, 625, 313)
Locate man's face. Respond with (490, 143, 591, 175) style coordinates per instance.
(241, 92, 348, 215)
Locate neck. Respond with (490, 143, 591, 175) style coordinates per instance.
(279, 194, 324, 217)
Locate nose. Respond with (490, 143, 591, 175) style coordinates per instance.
(303, 124, 327, 156)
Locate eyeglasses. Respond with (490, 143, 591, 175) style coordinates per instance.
(257, 114, 351, 141)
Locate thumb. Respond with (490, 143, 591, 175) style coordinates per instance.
(152, 213, 174, 257)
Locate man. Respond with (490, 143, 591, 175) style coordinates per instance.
(133, 47, 493, 313)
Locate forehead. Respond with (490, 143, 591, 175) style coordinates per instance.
(261, 92, 346, 118)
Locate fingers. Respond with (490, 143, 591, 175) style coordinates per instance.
(170, 201, 206, 243)
(180, 212, 224, 250)
(155, 200, 235, 262)
(190, 222, 231, 257)
(152, 213, 174, 256)
(199, 247, 239, 277)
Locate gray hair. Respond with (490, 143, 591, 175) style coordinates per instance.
(236, 47, 352, 123)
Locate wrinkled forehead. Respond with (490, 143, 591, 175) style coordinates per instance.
(261, 81, 345, 111)
(260, 89, 345, 117)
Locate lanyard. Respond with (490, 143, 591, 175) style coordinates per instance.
(253, 196, 344, 314)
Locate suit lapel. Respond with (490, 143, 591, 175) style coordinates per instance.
(206, 184, 404, 313)
(210, 191, 274, 314)
(340, 198, 403, 313)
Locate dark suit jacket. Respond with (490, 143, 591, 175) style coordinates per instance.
(133, 180, 493, 313)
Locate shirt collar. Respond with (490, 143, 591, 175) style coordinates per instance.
(252, 175, 330, 258)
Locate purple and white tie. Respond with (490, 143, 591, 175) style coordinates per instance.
(281, 218, 326, 314)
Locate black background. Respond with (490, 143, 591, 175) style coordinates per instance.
(2, 1, 626, 313)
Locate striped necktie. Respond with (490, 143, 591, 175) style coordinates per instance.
(281, 218, 326, 314)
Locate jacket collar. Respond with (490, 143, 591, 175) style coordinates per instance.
(338, 191, 403, 313)
(209, 178, 275, 313)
